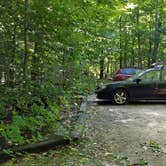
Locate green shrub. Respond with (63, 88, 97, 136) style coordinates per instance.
(1, 102, 61, 145)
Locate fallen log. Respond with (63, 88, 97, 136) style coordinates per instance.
(0, 134, 78, 164)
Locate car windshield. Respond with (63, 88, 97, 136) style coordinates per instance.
(127, 70, 144, 81)
(119, 68, 140, 75)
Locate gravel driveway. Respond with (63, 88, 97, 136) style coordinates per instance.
(85, 95, 166, 165)
(5, 95, 166, 166)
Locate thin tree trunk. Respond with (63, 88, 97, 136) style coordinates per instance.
(31, 42, 39, 81)
(136, 9, 142, 68)
(152, 0, 160, 63)
(123, 26, 127, 67)
(23, 0, 29, 84)
(124, 52, 127, 67)
(8, 25, 17, 87)
(148, 12, 153, 67)
(148, 40, 152, 67)
(119, 16, 123, 68)
(131, 35, 135, 66)
(105, 58, 110, 79)
(99, 50, 104, 80)
(62, 51, 65, 88)
(130, 15, 135, 67)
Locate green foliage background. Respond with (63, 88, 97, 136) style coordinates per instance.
(0, 0, 165, 147)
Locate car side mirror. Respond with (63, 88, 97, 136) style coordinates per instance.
(134, 78, 142, 84)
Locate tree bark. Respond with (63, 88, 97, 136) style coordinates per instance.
(8, 24, 17, 87)
(119, 16, 123, 68)
(131, 35, 135, 66)
(136, 9, 142, 68)
(148, 40, 152, 67)
(99, 50, 104, 80)
(152, 0, 160, 63)
(23, 0, 29, 84)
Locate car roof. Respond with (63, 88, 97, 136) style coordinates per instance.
(144, 67, 165, 73)
(151, 62, 166, 69)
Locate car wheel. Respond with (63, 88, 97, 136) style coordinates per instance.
(113, 89, 128, 105)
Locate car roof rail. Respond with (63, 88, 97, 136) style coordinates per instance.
(150, 62, 166, 69)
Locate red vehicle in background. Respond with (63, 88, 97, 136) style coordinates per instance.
(113, 68, 141, 81)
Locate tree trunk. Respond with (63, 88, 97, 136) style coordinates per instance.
(62, 51, 65, 88)
(99, 50, 104, 80)
(148, 12, 153, 68)
(119, 16, 123, 68)
(152, 0, 160, 63)
(130, 15, 135, 67)
(123, 29, 127, 67)
(8, 25, 17, 87)
(136, 9, 142, 68)
(131, 35, 135, 66)
(23, 0, 29, 85)
(148, 40, 152, 67)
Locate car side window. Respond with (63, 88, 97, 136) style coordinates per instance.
(140, 70, 160, 81)
(161, 70, 166, 81)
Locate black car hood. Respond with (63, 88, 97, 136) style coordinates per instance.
(109, 80, 130, 85)
(97, 80, 132, 92)
(104, 80, 132, 89)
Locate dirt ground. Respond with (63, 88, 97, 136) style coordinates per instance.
(2, 95, 166, 166)
(86, 95, 166, 165)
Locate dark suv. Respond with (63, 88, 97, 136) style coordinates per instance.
(96, 63, 166, 104)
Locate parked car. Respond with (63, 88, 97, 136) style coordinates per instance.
(96, 64, 166, 104)
(113, 68, 141, 81)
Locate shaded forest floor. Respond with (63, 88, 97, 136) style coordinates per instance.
(2, 95, 166, 166)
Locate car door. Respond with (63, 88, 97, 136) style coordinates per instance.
(157, 69, 166, 99)
(129, 70, 160, 99)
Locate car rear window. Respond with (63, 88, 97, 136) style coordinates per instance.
(119, 68, 140, 75)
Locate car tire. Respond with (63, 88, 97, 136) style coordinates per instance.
(113, 89, 129, 105)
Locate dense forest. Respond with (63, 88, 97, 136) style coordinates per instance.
(0, 0, 166, 151)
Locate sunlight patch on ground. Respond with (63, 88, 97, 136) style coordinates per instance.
(147, 121, 159, 128)
(145, 111, 160, 117)
(115, 118, 134, 124)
